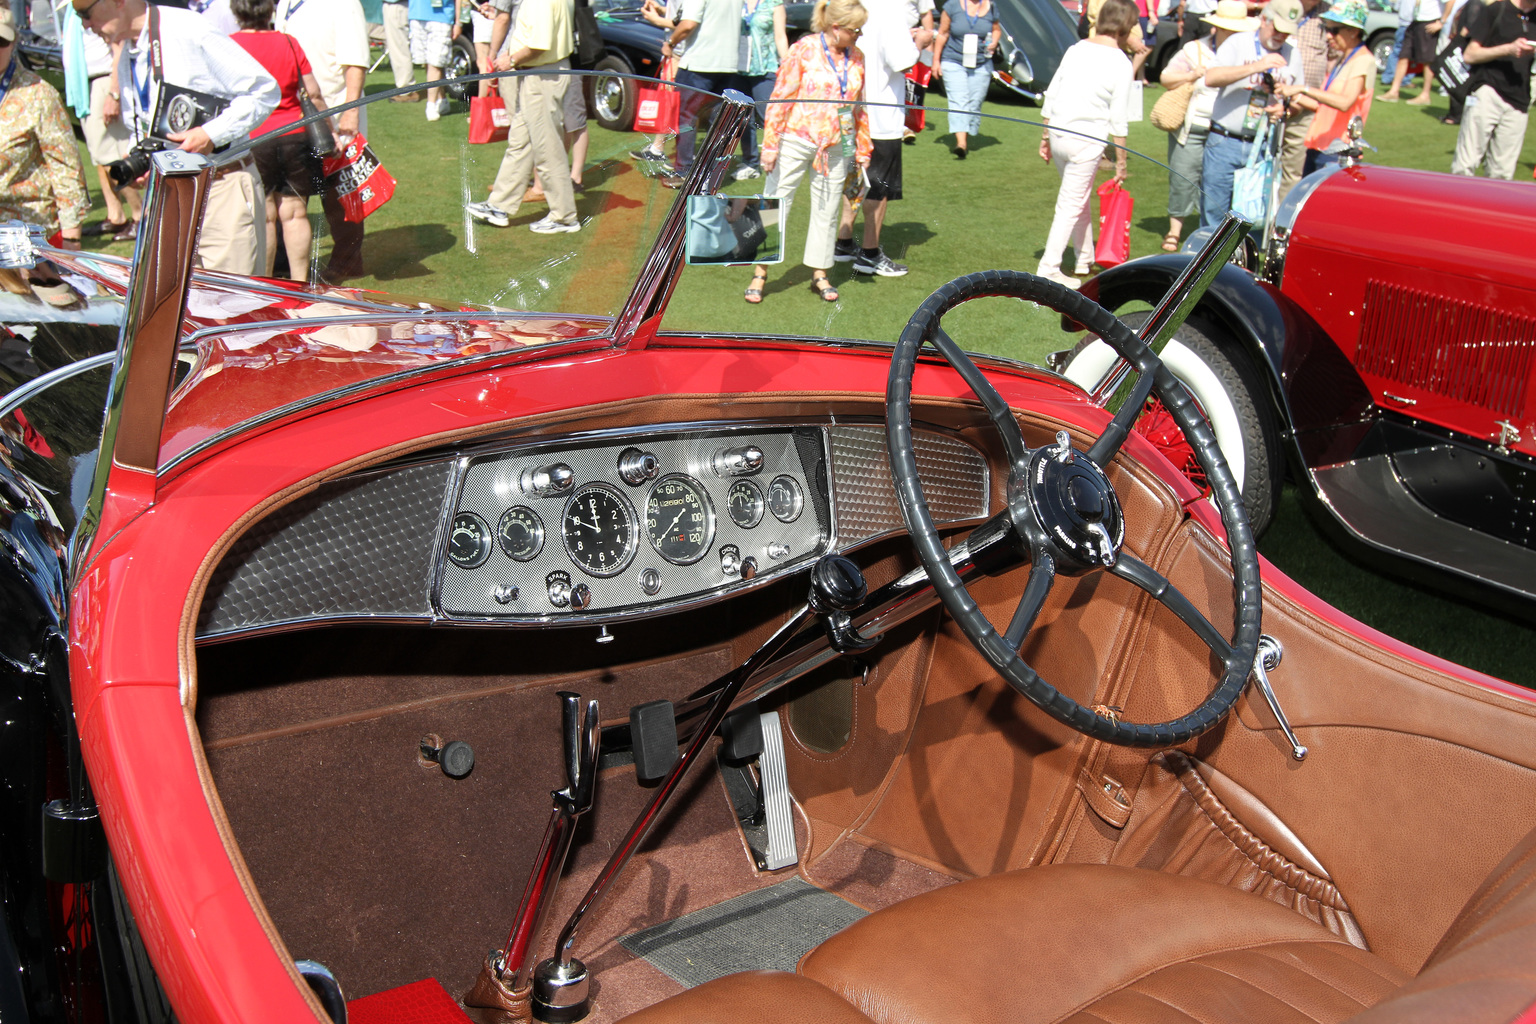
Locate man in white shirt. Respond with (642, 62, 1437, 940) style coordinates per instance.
(276, 0, 371, 281)
(1200, 0, 1303, 227)
(663, 0, 740, 179)
(76, 0, 278, 274)
(834, 0, 917, 276)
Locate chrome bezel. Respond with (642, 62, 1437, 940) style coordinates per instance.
(448, 511, 493, 569)
(645, 474, 716, 566)
(498, 505, 546, 562)
(768, 475, 804, 524)
(727, 478, 766, 529)
(561, 482, 639, 579)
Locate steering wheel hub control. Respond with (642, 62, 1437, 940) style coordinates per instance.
(1027, 442, 1125, 572)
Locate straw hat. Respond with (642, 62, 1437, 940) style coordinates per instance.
(0, 7, 15, 44)
(1201, 0, 1259, 32)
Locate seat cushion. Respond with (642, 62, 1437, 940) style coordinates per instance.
(614, 970, 876, 1024)
(799, 865, 1409, 1024)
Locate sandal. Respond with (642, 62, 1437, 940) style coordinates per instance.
(745, 271, 767, 304)
(1161, 232, 1180, 253)
(809, 272, 838, 302)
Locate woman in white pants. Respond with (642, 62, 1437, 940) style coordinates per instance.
(1036, 0, 1135, 289)
(749, 0, 871, 304)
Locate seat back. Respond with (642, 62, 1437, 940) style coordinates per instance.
(1351, 823, 1536, 1022)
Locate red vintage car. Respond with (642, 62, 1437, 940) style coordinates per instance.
(1061, 155, 1536, 615)
(2, 79, 1535, 1024)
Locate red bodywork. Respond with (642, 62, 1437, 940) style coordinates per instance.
(1281, 165, 1536, 457)
(67, 328, 1536, 1024)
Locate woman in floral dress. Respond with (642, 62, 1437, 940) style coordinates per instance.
(746, 0, 870, 304)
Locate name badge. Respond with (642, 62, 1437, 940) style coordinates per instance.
(962, 33, 980, 69)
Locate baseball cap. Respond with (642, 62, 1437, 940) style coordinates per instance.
(1263, 0, 1304, 33)
(1322, 0, 1367, 28)
(0, 7, 15, 44)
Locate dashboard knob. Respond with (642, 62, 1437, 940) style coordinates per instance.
(719, 544, 742, 577)
(570, 583, 593, 611)
(522, 463, 575, 497)
(617, 447, 660, 486)
(739, 556, 758, 580)
(711, 445, 765, 477)
(547, 571, 573, 608)
(809, 554, 868, 613)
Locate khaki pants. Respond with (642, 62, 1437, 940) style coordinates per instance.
(198, 161, 264, 276)
(383, 2, 414, 89)
(488, 63, 577, 226)
(764, 133, 848, 270)
(1278, 110, 1313, 199)
(1452, 85, 1529, 180)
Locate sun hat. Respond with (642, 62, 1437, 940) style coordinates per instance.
(1263, 0, 1305, 33)
(1201, 0, 1260, 32)
(1321, 0, 1368, 29)
(0, 7, 15, 44)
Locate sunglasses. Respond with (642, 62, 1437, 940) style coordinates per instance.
(1323, 23, 1345, 32)
(75, 0, 104, 20)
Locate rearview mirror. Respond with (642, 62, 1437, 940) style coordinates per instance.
(684, 196, 783, 266)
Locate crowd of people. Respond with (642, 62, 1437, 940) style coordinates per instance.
(0, 0, 1528, 311)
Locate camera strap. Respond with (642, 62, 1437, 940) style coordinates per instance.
(128, 5, 164, 136)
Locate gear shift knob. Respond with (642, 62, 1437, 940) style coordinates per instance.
(808, 554, 868, 613)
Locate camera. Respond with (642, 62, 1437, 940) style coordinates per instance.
(107, 84, 230, 187)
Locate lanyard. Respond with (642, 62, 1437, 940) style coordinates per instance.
(0, 59, 17, 107)
(1323, 44, 1364, 89)
(820, 33, 849, 98)
(279, 0, 306, 23)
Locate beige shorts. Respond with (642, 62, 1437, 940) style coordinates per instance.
(83, 76, 133, 166)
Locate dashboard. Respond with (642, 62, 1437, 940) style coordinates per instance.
(195, 420, 991, 640)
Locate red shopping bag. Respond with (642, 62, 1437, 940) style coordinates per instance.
(468, 93, 510, 144)
(1094, 179, 1134, 269)
(634, 83, 679, 134)
(322, 135, 397, 223)
(904, 61, 931, 134)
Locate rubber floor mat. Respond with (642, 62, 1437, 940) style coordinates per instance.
(617, 876, 867, 987)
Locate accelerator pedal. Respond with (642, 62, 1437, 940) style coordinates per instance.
(757, 712, 798, 870)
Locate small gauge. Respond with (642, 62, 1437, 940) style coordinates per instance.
(562, 482, 638, 578)
(767, 475, 804, 523)
(727, 479, 765, 529)
(646, 475, 714, 565)
(448, 512, 492, 569)
(498, 505, 545, 561)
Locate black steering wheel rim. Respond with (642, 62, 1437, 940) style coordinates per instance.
(887, 270, 1263, 748)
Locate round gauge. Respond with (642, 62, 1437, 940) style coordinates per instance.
(727, 479, 765, 529)
(646, 475, 715, 565)
(448, 512, 493, 569)
(498, 505, 545, 561)
(767, 475, 804, 523)
(562, 483, 638, 578)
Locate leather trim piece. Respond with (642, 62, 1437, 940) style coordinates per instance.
(1077, 768, 1133, 829)
(463, 952, 533, 1024)
(1110, 752, 1367, 949)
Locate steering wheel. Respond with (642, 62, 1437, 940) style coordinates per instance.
(887, 271, 1262, 748)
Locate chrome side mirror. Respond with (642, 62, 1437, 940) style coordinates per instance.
(684, 195, 783, 266)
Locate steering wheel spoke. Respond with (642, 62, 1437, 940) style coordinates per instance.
(931, 327, 1031, 471)
(1107, 554, 1237, 666)
(1002, 553, 1056, 651)
(1085, 366, 1156, 468)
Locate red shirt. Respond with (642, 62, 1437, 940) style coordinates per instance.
(231, 30, 312, 138)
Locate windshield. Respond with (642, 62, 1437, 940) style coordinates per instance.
(123, 65, 1214, 469)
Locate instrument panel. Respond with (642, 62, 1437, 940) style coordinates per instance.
(436, 428, 827, 621)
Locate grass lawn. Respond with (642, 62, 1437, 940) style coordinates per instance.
(70, 70, 1536, 685)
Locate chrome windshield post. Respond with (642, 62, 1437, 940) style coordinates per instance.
(74, 150, 211, 577)
(614, 88, 757, 348)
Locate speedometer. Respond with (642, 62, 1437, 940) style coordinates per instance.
(646, 475, 713, 565)
(562, 483, 638, 578)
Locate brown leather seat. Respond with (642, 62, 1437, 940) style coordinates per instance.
(620, 824, 1536, 1023)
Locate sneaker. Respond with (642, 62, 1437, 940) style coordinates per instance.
(630, 146, 665, 161)
(733, 163, 761, 181)
(833, 237, 858, 263)
(425, 101, 441, 122)
(853, 249, 909, 277)
(529, 215, 580, 234)
(1074, 260, 1094, 277)
(466, 201, 509, 227)
(1038, 268, 1081, 290)
(437, 98, 452, 117)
